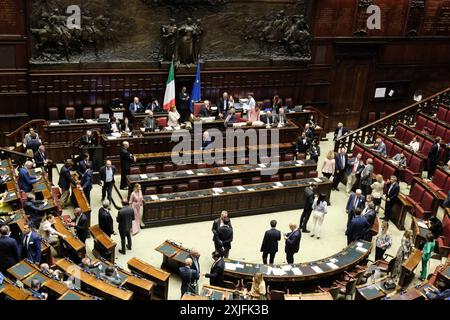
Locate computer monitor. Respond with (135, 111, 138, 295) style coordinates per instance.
(99, 113, 110, 120)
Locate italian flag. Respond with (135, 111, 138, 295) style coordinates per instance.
(163, 62, 176, 111)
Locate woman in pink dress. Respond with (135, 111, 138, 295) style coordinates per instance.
(129, 183, 143, 235)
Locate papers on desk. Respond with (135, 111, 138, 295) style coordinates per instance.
(34, 167, 42, 173)
(222, 167, 231, 172)
(235, 263, 244, 269)
(151, 176, 159, 180)
(140, 127, 145, 132)
(225, 263, 236, 271)
(159, 198, 168, 201)
(356, 247, 368, 253)
(232, 170, 239, 173)
(291, 267, 302, 275)
(258, 164, 267, 168)
(356, 242, 363, 247)
(150, 195, 159, 200)
(314, 178, 322, 183)
(197, 172, 205, 176)
(326, 262, 339, 270)
(272, 268, 286, 276)
(107, 136, 117, 140)
(49, 122, 59, 126)
(330, 258, 338, 263)
(212, 188, 224, 194)
(296, 160, 304, 165)
(247, 188, 255, 191)
(86, 119, 95, 123)
(281, 265, 292, 272)
(311, 266, 324, 273)
(236, 186, 245, 191)
(418, 221, 429, 229)
(140, 174, 148, 179)
(186, 170, 194, 175)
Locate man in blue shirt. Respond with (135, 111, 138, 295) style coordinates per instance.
(18, 161, 39, 193)
(129, 96, 143, 114)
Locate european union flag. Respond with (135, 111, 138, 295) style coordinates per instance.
(190, 63, 201, 113)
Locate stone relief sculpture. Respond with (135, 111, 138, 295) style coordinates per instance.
(161, 18, 203, 64)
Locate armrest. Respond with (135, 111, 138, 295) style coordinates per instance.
(317, 286, 326, 293)
(344, 271, 355, 279)
(334, 280, 346, 287)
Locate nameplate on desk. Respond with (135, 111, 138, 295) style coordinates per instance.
(272, 268, 286, 276)
(281, 265, 292, 272)
(232, 170, 239, 173)
(236, 186, 245, 191)
(311, 266, 324, 273)
(150, 176, 159, 180)
(330, 258, 338, 263)
(326, 262, 339, 270)
(291, 267, 302, 275)
(212, 188, 224, 194)
(222, 167, 231, 172)
(140, 174, 148, 179)
(86, 119, 95, 123)
(186, 170, 194, 175)
(34, 168, 42, 173)
(150, 195, 159, 200)
(225, 263, 237, 271)
(107, 136, 117, 140)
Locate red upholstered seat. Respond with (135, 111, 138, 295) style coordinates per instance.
(145, 165, 156, 173)
(429, 169, 447, 192)
(436, 107, 448, 122)
(129, 166, 140, 174)
(373, 158, 384, 175)
(213, 181, 224, 188)
(446, 111, 450, 124)
(188, 179, 199, 190)
(415, 192, 434, 219)
(193, 103, 203, 117)
(235, 112, 242, 122)
(385, 140, 393, 156)
(353, 145, 364, 157)
(145, 187, 157, 195)
(161, 185, 173, 193)
(283, 173, 293, 181)
(297, 153, 306, 160)
(157, 117, 168, 127)
(196, 163, 207, 169)
(444, 129, 450, 144)
(163, 163, 174, 172)
(232, 179, 242, 186)
(381, 164, 396, 181)
(82, 107, 93, 119)
(284, 153, 294, 161)
(403, 155, 423, 184)
(94, 107, 104, 119)
(270, 175, 280, 182)
(437, 214, 450, 257)
(380, 112, 387, 118)
(251, 177, 262, 184)
(425, 122, 436, 135)
(65, 107, 76, 120)
(48, 107, 59, 120)
(395, 126, 405, 141)
(407, 183, 425, 204)
(421, 140, 433, 156)
(176, 163, 188, 171)
(177, 184, 188, 192)
(295, 172, 305, 180)
(391, 145, 402, 157)
(415, 115, 427, 131)
(308, 171, 318, 178)
(403, 150, 413, 164)
(434, 125, 446, 140)
(402, 130, 414, 145)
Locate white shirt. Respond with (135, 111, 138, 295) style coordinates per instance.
(111, 123, 118, 132)
(409, 141, 419, 152)
(40, 220, 57, 240)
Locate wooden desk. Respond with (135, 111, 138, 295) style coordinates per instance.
(92, 258, 155, 300)
(53, 216, 86, 261)
(200, 285, 235, 300)
(89, 224, 116, 262)
(411, 217, 433, 250)
(143, 177, 332, 227)
(127, 257, 171, 300)
(155, 240, 192, 273)
(437, 263, 450, 286)
(55, 258, 134, 300)
(223, 241, 372, 291)
(181, 293, 209, 300)
(57, 290, 96, 300)
(355, 276, 399, 300)
(128, 159, 317, 194)
(284, 292, 333, 300)
(399, 248, 422, 288)
(0, 278, 34, 300)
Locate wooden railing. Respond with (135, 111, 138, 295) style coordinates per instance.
(0, 146, 32, 164)
(5, 119, 47, 148)
(306, 105, 330, 138)
(335, 87, 450, 152)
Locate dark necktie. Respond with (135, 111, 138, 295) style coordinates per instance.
(24, 235, 29, 248)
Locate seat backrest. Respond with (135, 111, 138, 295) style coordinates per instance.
(373, 158, 384, 174)
(421, 140, 433, 155)
(48, 107, 59, 120)
(410, 184, 425, 202)
(446, 111, 450, 124)
(391, 145, 402, 156)
(425, 122, 436, 135)
(444, 177, 450, 194)
(395, 126, 405, 140)
(82, 107, 93, 119)
(65, 107, 76, 120)
(285, 98, 293, 108)
(193, 103, 203, 117)
(353, 145, 364, 157)
(421, 191, 435, 211)
(432, 169, 447, 188)
(268, 290, 285, 300)
(437, 107, 448, 122)
(94, 107, 104, 119)
(434, 125, 446, 141)
(402, 130, 415, 145)
(444, 129, 450, 144)
(442, 214, 450, 245)
(403, 150, 413, 165)
(409, 155, 422, 172)
(157, 117, 168, 127)
(385, 140, 393, 156)
(368, 112, 376, 123)
(345, 278, 358, 297)
(381, 165, 395, 181)
(415, 115, 427, 131)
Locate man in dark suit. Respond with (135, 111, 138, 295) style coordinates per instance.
(205, 251, 225, 287)
(211, 211, 232, 253)
(333, 147, 348, 191)
(304, 123, 314, 141)
(215, 218, 233, 258)
(98, 200, 115, 237)
(284, 223, 301, 264)
(105, 117, 121, 135)
(80, 164, 93, 204)
(428, 137, 441, 179)
(23, 193, 47, 228)
(362, 202, 377, 241)
(18, 161, 38, 193)
(346, 189, 366, 214)
(76, 153, 90, 176)
(345, 208, 370, 245)
(26, 133, 41, 154)
(0, 225, 20, 274)
(69, 208, 88, 243)
(34, 145, 50, 168)
(100, 160, 116, 202)
(80, 130, 96, 147)
(58, 159, 76, 208)
(295, 132, 310, 155)
(178, 86, 190, 123)
(129, 96, 144, 114)
(383, 176, 400, 221)
(20, 223, 41, 264)
(199, 100, 212, 117)
(119, 141, 136, 190)
(179, 257, 199, 296)
(117, 200, 134, 254)
(300, 183, 317, 233)
(260, 220, 281, 264)
(333, 122, 349, 141)
(217, 92, 231, 117)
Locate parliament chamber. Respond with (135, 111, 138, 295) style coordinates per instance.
(0, 0, 449, 308)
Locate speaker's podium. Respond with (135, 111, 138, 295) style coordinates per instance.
(89, 224, 116, 263)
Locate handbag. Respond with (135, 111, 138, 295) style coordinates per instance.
(383, 278, 396, 290)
